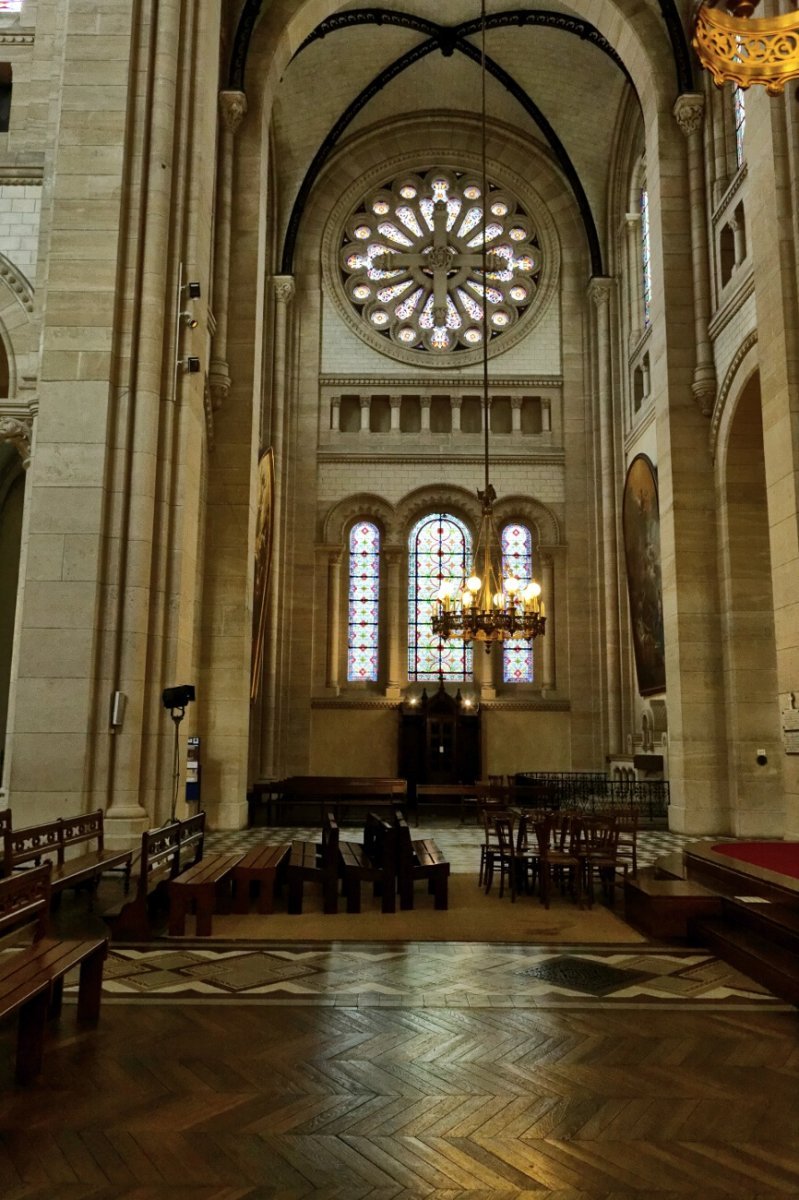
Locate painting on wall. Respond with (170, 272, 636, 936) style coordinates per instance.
(250, 447, 274, 702)
(622, 454, 666, 696)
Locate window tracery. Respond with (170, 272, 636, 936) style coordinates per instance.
(408, 513, 473, 681)
(340, 169, 542, 357)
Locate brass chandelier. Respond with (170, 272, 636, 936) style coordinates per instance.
(693, 2, 799, 95)
(431, 0, 546, 651)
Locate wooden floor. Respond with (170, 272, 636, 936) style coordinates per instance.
(1, 1002, 799, 1197)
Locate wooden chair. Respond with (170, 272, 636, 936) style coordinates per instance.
(477, 801, 508, 887)
(533, 817, 583, 909)
(610, 808, 639, 877)
(581, 817, 622, 906)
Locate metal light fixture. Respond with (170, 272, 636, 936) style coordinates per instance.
(693, 2, 799, 95)
(431, 0, 546, 652)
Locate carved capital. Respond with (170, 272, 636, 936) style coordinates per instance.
(272, 275, 295, 305)
(327, 547, 343, 569)
(510, 395, 523, 410)
(208, 362, 231, 412)
(692, 368, 717, 417)
(588, 275, 613, 309)
(673, 92, 705, 138)
(0, 415, 32, 468)
(219, 90, 248, 135)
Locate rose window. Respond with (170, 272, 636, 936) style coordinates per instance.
(339, 169, 543, 355)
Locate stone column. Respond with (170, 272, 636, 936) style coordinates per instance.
(589, 276, 622, 755)
(674, 93, 717, 417)
(451, 395, 462, 433)
(624, 212, 643, 341)
(420, 395, 431, 432)
(540, 555, 555, 694)
(209, 90, 247, 412)
(384, 546, 402, 699)
(325, 549, 343, 694)
(511, 395, 522, 433)
(730, 215, 745, 268)
(262, 276, 295, 776)
(541, 396, 551, 433)
(359, 395, 370, 433)
(330, 395, 341, 432)
(389, 395, 401, 432)
(477, 643, 497, 701)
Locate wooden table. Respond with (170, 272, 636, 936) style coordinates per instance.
(168, 852, 245, 936)
(231, 843, 290, 914)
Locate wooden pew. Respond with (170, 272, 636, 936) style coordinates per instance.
(105, 812, 206, 941)
(274, 777, 407, 824)
(394, 813, 450, 910)
(286, 813, 339, 914)
(3, 810, 133, 905)
(168, 850, 246, 936)
(339, 812, 396, 914)
(232, 843, 291, 914)
(0, 865, 108, 1083)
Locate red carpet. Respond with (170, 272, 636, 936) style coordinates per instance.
(712, 841, 799, 880)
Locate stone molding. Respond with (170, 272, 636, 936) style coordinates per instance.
(710, 329, 758, 457)
(712, 161, 748, 226)
(318, 451, 565, 467)
(707, 268, 755, 342)
(272, 275, 295, 304)
(588, 275, 614, 308)
(202, 375, 215, 451)
(311, 695, 570, 711)
(320, 375, 562, 389)
(0, 29, 34, 46)
(673, 92, 705, 137)
(0, 165, 42, 186)
(0, 255, 33, 312)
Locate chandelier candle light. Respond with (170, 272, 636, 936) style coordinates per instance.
(693, 2, 799, 94)
(431, 0, 546, 651)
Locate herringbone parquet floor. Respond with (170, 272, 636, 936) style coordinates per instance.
(1, 1001, 799, 1196)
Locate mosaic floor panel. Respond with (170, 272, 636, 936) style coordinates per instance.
(72, 943, 787, 1009)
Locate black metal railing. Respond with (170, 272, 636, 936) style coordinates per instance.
(513, 773, 670, 822)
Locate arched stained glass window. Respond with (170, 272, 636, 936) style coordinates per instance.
(347, 520, 380, 682)
(640, 186, 652, 327)
(408, 513, 473, 681)
(502, 522, 534, 683)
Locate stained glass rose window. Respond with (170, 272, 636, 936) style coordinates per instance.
(339, 168, 543, 356)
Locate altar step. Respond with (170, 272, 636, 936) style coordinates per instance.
(694, 897, 799, 1007)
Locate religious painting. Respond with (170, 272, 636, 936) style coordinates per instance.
(622, 454, 666, 696)
(250, 447, 274, 702)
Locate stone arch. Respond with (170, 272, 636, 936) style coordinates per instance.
(0, 259, 37, 398)
(711, 331, 758, 463)
(394, 484, 481, 546)
(321, 492, 395, 546)
(492, 494, 561, 550)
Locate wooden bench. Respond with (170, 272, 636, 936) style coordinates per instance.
(286, 814, 339, 914)
(105, 812, 206, 941)
(273, 777, 407, 824)
(339, 812, 396, 914)
(231, 843, 291, 914)
(3, 810, 133, 906)
(168, 851, 245, 936)
(394, 814, 450, 910)
(415, 783, 481, 826)
(0, 865, 108, 1083)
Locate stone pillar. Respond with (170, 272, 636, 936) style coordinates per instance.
(511, 395, 522, 433)
(540, 555, 555, 694)
(325, 549, 343, 694)
(359, 394, 370, 433)
(384, 546, 402, 698)
(477, 642, 497, 701)
(624, 211, 644, 341)
(209, 90, 247, 412)
(589, 276, 622, 755)
(451, 395, 462, 433)
(330, 395, 341, 432)
(262, 276, 295, 776)
(389, 395, 401, 432)
(674, 93, 717, 417)
(730, 215, 745, 268)
(642, 355, 651, 399)
(420, 395, 431, 432)
(541, 396, 551, 433)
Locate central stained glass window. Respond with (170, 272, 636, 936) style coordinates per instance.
(408, 513, 473, 681)
(340, 168, 542, 355)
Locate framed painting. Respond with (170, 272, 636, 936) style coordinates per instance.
(622, 454, 666, 696)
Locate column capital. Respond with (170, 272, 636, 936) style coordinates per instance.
(588, 275, 614, 309)
(389, 394, 402, 408)
(272, 275, 295, 305)
(419, 395, 432, 408)
(673, 92, 705, 138)
(0, 414, 32, 468)
(384, 544, 403, 566)
(219, 90, 248, 134)
(510, 395, 523, 410)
